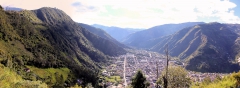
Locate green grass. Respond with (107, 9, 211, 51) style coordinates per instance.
(0, 64, 48, 88)
(192, 77, 235, 88)
(191, 73, 238, 88)
(26, 66, 70, 86)
(105, 76, 122, 83)
(73, 57, 82, 66)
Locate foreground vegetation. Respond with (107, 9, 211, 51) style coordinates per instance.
(158, 66, 240, 88)
(192, 71, 240, 88)
(128, 66, 240, 88)
(157, 66, 191, 88)
(130, 70, 149, 88)
(0, 64, 48, 88)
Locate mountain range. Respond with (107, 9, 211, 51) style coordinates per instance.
(92, 21, 240, 72)
(3, 6, 23, 11)
(122, 22, 204, 48)
(2, 4, 240, 87)
(92, 24, 143, 42)
(126, 22, 240, 73)
(79, 23, 128, 48)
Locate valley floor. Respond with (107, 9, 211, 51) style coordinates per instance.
(102, 50, 229, 88)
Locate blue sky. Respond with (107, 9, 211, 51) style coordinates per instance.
(1, 0, 240, 28)
(230, 0, 240, 16)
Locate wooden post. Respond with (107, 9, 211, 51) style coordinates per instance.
(156, 60, 159, 88)
(164, 44, 169, 88)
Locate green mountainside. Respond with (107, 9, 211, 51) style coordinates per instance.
(149, 22, 240, 72)
(0, 64, 48, 88)
(0, 6, 126, 87)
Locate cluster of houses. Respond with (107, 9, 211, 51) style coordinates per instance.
(188, 71, 227, 82)
(104, 52, 166, 87)
(103, 52, 229, 88)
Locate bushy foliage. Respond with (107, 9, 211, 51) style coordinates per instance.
(0, 64, 48, 88)
(157, 66, 191, 88)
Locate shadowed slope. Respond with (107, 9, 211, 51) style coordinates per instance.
(150, 22, 240, 72)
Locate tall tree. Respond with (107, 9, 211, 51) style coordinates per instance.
(157, 66, 191, 88)
(131, 70, 149, 88)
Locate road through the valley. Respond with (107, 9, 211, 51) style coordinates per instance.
(124, 56, 127, 87)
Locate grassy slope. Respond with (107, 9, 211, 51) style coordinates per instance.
(191, 72, 240, 88)
(105, 76, 122, 83)
(26, 66, 70, 86)
(0, 64, 48, 88)
(0, 8, 73, 87)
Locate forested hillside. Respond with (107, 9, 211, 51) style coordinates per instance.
(0, 6, 126, 87)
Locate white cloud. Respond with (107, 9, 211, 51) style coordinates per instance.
(1, 0, 240, 28)
(72, 0, 240, 28)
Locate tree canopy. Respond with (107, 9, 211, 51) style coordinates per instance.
(131, 70, 149, 88)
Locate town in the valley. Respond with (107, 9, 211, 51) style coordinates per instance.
(101, 50, 227, 88)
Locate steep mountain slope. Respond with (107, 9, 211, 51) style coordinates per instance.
(150, 22, 240, 72)
(92, 24, 143, 42)
(122, 22, 204, 48)
(226, 24, 240, 35)
(79, 23, 128, 48)
(33, 7, 126, 56)
(0, 6, 126, 87)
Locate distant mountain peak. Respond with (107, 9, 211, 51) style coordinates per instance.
(122, 22, 204, 48)
(3, 6, 23, 11)
(92, 24, 143, 42)
(32, 7, 72, 24)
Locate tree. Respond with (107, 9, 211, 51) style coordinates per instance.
(0, 5, 3, 10)
(131, 70, 149, 88)
(157, 66, 191, 88)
